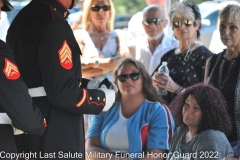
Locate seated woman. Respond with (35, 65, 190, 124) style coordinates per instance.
(152, 0, 212, 105)
(168, 83, 233, 160)
(74, 0, 129, 81)
(86, 58, 175, 160)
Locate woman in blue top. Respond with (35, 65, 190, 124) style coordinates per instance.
(86, 58, 175, 160)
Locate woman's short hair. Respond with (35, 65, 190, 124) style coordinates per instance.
(169, 0, 202, 38)
(113, 58, 165, 104)
(170, 83, 231, 136)
(219, 4, 240, 24)
(82, 0, 115, 31)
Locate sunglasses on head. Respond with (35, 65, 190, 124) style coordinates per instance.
(117, 72, 141, 83)
(91, 5, 111, 12)
(172, 20, 194, 28)
(142, 18, 165, 26)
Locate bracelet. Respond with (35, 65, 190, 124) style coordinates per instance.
(180, 87, 186, 93)
(174, 86, 184, 94)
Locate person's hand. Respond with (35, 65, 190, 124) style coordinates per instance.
(98, 85, 115, 112)
(222, 154, 239, 160)
(87, 79, 101, 89)
(12, 126, 24, 135)
(152, 72, 181, 93)
(152, 72, 166, 88)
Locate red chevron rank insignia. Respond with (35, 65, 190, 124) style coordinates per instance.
(58, 40, 73, 70)
(3, 58, 20, 80)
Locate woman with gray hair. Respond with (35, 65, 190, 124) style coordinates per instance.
(152, 0, 212, 105)
(204, 4, 240, 159)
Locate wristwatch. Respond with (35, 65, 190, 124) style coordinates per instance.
(94, 60, 99, 68)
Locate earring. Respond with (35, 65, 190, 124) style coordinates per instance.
(88, 18, 91, 25)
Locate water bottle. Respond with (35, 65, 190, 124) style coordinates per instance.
(157, 61, 169, 95)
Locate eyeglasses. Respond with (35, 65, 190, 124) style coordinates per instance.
(172, 20, 194, 28)
(91, 5, 111, 12)
(117, 72, 141, 83)
(142, 18, 165, 26)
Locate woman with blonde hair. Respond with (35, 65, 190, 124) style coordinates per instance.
(74, 0, 129, 81)
(205, 4, 240, 159)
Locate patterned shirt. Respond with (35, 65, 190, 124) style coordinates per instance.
(154, 46, 212, 104)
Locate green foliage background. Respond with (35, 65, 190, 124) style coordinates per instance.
(113, 0, 209, 15)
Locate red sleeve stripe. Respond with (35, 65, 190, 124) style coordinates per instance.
(76, 89, 87, 107)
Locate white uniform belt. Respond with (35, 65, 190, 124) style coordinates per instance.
(0, 113, 11, 124)
(28, 86, 47, 97)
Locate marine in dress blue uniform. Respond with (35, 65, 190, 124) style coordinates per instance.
(6, 0, 115, 159)
(0, 0, 45, 158)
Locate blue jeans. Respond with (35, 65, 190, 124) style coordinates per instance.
(231, 140, 240, 158)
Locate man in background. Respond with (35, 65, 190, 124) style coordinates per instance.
(128, 0, 165, 43)
(129, 5, 178, 75)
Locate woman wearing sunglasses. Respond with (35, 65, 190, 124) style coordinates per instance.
(152, 0, 212, 105)
(86, 58, 175, 160)
(73, 0, 129, 133)
(73, 0, 129, 82)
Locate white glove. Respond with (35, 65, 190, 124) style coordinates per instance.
(2, 113, 24, 135)
(109, 81, 118, 93)
(13, 126, 24, 135)
(98, 85, 115, 112)
(87, 79, 101, 89)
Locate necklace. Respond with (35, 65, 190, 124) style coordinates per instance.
(184, 50, 193, 61)
(175, 42, 197, 61)
(218, 58, 236, 90)
(100, 37, 104, 41)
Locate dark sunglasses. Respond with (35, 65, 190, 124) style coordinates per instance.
(91, 5, 111, 12)
(117, 72, 141, 83)
(172, 20, 194, 28)
(142, 18, 165, 26)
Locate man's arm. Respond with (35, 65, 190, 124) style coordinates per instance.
(0, 42, 45, 135)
